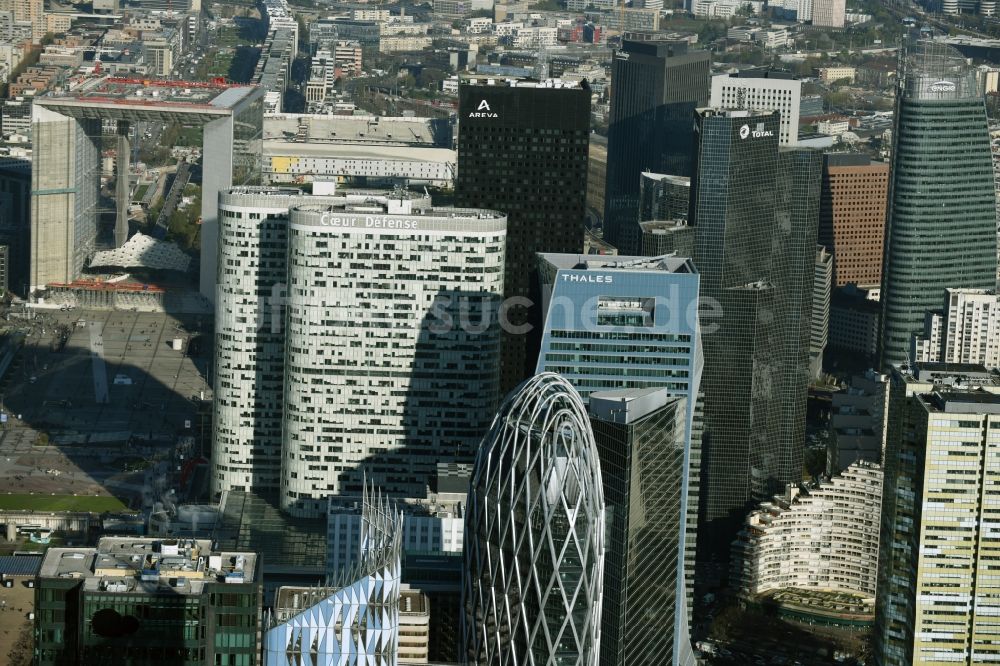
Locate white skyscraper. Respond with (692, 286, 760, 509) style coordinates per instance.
(913, 288, 1000, 369)
(812, 0, 845, 26)
(281, 201, 507, 516)
(710, 70, 802, 146)
(877, 373, 1000, 665)
(213, 188, 334, 497)
(213, 187, 399, 497)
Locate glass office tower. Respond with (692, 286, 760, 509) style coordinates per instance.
(534, 252, 703, 637)
(604, 35, 709, 255)
(456, 77, 591, 392)
(879, 41, 998, 369)
(590, 389, 697, 666)
(462, 373, 605, 666)
(690, 109, 821, 556)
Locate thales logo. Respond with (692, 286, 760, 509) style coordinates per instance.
(468, 99, 498, 119)
(561, 273, 614, 284)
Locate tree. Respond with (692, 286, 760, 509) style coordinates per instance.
(697, 20, 727, 44)
(419, 67, 448, 89)
(825, 90, 852, 110)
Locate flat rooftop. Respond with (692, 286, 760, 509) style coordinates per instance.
(721, 67, 798, 80)
(461, 76, 588, 90)
(264, 113, 451, 147)
(641, 172, 690, 186)
(928, 390, 1000, 414)
(36, 76, 260, 122)
(292, 201, 505, 220)
(639, 219, 691, 234)
(540, 253, 696, 273)
(697, 107, 779, 119)
(213, 492, 327, 575)
(40, 537, 257, 596)
(328, 491, 466, 520)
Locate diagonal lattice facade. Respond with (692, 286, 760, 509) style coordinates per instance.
(462, 373, 605, 666)
(264, 485, 403, 666)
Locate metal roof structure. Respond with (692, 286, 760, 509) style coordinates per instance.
(90, 233, 192, 272)
(35, 76, 260, 123)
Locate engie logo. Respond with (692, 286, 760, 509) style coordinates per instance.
(928, 80, 956, 93)
(468, 99, 498, 119)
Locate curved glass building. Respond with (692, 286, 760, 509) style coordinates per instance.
(880, 41, 998, 369)
(462, 373, 605, 666)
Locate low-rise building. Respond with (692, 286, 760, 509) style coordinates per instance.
(379, 35, 433, 52)
(263, 114, 456, 187)
(816, 118, 851, 135)
(591, 7, 661, 31)
(818, 66, 856, 83)
(35, 538, 262, 665)
(693, 0, 765, 18)
(333, 40, 362, 75)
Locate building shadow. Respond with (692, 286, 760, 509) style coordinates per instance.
(327, 286, 502, 662)
(333, 287, 502, 497)
(0, 306, 214, 522)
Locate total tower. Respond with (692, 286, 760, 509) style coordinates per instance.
(689, 109, 821, 557)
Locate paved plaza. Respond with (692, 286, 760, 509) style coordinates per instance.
(0, 309, 213, 506)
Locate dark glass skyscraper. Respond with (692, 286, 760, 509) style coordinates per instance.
(690, 109, 821, 556)
(604, 35, 709, 255)
(590, 389, 698, 666)
(638, 172, 691, 222)
(456, 78, 591, 391)
(879, 41, 998, 370)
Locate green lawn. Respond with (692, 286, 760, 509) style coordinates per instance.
(133, 182, 150, 202)
(0, 494, 128, 512)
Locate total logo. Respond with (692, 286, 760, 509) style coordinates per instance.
(739, 123, 774, 140)
(468, 99, 498, 119)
